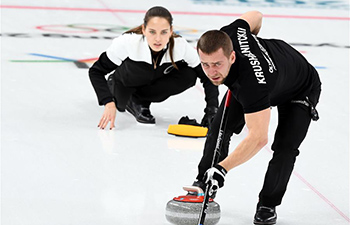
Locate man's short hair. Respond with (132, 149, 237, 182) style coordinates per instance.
(197, 30, 233, 58)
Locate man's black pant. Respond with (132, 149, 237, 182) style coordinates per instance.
(196, 81, 321, 207)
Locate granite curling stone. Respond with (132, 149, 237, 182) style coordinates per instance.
(165, 194, 220, 225)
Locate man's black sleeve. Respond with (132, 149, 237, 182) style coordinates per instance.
(89, 52, 118, 105)
(194, 64, 219, 108)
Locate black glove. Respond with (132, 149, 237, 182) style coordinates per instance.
(178, 116, 201, 126)
(201, 106, 218, 128)
(203, 164, 227, 197)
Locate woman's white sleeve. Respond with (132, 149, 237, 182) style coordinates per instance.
(106, 35, 129, 66)
(183, 39, 200, 68)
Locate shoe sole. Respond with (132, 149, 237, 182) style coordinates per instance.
(253, 221, 276, 225)
(136, 118, 155, 124)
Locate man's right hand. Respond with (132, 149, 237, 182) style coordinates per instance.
(203, 164, 227, 197)
(98, 102, 116, 130)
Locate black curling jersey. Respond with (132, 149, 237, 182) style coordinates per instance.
(89, 33, 218, 107)
(221, 19, 318, 113)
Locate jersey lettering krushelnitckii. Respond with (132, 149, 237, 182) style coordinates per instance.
(222, 19, 317, 114)
(237, 27, 266, 84)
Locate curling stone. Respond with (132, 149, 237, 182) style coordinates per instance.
(165, 186, 221, 225)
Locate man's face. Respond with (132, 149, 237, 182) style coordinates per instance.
(198, 48, 235, 86)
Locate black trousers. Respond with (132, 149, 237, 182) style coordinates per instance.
(111, 66, 197, 110)
(196, 74, 321, 207)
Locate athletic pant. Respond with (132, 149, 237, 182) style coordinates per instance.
(196, 72, 321, 207)
(111, 66, 197, 110)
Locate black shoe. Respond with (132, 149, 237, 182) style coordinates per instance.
(126, 100, 155, 124)
(254, 204, 277, 225)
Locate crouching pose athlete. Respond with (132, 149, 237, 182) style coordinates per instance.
(190, 11, 321, 224)
(89, 6, 218, 129)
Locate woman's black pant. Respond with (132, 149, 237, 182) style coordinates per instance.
(111, 67, 197, 110)
(196, 83, 321, 207)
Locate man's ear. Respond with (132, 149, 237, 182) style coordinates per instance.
(230, 51, 236, 65)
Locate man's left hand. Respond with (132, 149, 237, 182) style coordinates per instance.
(201, 106, 218, 127)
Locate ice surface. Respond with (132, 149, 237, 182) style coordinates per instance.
(1, 1, 349, 224)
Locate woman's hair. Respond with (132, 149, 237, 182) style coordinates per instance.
(125, 6, 181, 70)
(197, 30, 233, 58)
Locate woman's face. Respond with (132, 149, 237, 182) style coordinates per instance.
(142, 17, 173, 52)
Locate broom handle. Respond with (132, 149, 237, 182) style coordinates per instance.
(197, 90, 232, 225)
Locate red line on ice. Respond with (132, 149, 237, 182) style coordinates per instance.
(1, 5, 349, 21)
(262, 146, 349, 223)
